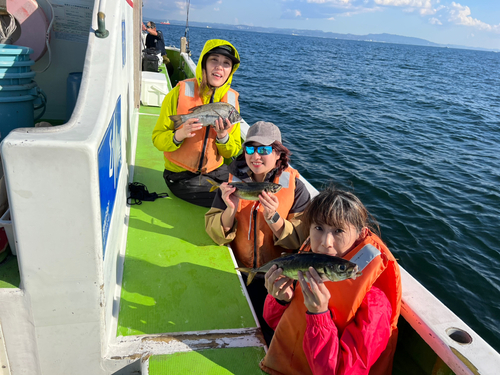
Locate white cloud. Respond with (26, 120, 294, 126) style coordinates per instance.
(448, 2, 500, 32)
(429, 17, 442, 25)
(374, 0, 433, 6)
(175, 1, 185, 10)
(214, 7, 220, 11)
(374, 0, 440, 16)
(295, 9, 302, 16)
(307, 0, 354, 4)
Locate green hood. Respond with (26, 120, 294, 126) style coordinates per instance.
(196, 39, 240, 102)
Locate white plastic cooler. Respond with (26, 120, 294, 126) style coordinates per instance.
(140, 71, 169, 107)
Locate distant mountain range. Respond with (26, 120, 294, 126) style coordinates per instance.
(160, 19, 499, 53)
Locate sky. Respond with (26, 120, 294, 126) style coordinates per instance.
(143, 0, 500, 50)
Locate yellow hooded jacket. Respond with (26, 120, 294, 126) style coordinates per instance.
(152, 39, 242, 173)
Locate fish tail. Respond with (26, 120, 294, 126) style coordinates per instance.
(235, 267, 257, 285)
(205, 177, 220, 193)
(246, 272, 257, 286)
(169, 115, 184, 129)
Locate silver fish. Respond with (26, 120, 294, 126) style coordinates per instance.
(207, 178, 282, 201)
(169, 103, 242, 130)
(237, 252, 361, 285)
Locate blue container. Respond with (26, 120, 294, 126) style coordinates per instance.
(66, 72, 82, 121)
(0, 44, 37, 141)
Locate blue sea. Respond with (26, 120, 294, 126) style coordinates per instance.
(161, 24, 500, 353)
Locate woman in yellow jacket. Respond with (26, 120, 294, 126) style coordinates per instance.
(152, 39, 242, 207)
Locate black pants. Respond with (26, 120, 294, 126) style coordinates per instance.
(163, 165, 229, 208)
(242, 274, 275, 347)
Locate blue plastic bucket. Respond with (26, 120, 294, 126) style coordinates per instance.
(0, 44, 37, 141)
(66, 72, 82, 121)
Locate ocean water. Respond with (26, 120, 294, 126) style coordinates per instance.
(161, 24, 500, 352)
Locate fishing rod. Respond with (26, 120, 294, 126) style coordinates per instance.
(184, 0, 191, 55)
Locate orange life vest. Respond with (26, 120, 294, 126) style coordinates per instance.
(230, 167, 300, 268)
(260, 231, 402, 375)
(164, 78, 240, 173)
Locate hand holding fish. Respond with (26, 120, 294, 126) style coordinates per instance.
(298, 267, 331, 314)
(265, 264, 294, 303)
(259, 191, 280, 223)
(219, 182, 240, 232)
(219, 182, 240, 211)
(213, 117, 232, 140)
(173, 118, 203, 142)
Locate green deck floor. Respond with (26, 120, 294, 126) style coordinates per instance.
(0, 251, 20, 289)
(149, 347, 267, 374)
(117, 105, 256, 336)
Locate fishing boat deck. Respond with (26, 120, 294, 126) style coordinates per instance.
(0, 254, 19, 289)
(116, 74, 266, 370)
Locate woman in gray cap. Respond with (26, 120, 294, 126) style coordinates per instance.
(205, 121, 311, 345)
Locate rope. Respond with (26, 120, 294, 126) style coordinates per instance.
(0, 13, 17, 44)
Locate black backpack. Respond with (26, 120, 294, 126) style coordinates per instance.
(142, 47, 159, 72)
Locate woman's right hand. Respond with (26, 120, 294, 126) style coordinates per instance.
(174, 118, 203, 142)
(265, 265, 294, 303)
(220, 183, 239, 211)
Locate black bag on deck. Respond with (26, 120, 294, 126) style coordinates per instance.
(127, 182, 168, 205)
(142, 47, 159, 72)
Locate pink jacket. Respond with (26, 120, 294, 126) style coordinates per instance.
(263, 286, 392, 375)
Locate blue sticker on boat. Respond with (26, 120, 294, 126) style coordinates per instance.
(98, 96, 122, 256)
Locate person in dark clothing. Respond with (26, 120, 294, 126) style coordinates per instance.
(143, 21, 173, 76)
(144, 21, 165, 53)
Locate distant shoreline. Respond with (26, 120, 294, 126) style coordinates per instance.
(153, 19, 499, 53)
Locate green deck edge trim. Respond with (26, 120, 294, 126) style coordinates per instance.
(117, 108, 255, 336)
(0, 252, 20, 289)
(149, 347, 267, 375)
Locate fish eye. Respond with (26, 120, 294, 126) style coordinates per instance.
(338, 264, 346, 272)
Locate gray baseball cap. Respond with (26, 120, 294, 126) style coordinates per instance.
(243, 121, 282, 146)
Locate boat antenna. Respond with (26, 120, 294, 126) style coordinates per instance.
(184, 0, 191, 55)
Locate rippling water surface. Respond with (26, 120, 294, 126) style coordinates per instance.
(161, 25, 500, 352)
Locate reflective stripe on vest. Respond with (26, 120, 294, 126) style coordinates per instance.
(226, 89, 236, 107)
(350, 243, 381, 272)
(184, 80, 195, 98)
(184, 80, 236, 106)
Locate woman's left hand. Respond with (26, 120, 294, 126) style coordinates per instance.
(298, 267, 331, 314)
(214, 117, 232, 139)
(259, 191, 280, 222)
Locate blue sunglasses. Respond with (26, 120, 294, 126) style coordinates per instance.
(245, 145, 273, 155)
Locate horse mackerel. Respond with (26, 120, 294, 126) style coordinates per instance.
(207, 178, 282, 201)
(237, 253, 361, 285)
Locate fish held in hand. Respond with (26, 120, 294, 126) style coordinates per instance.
(207, 178, 282, 201)
(237, 252, 361, 285)
(169, 103, 242, 130)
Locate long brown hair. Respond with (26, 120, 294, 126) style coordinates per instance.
(198, 59, 213, 99)
(271, 141, 291, 177)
